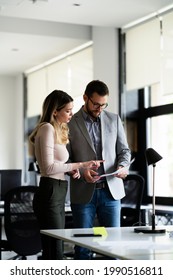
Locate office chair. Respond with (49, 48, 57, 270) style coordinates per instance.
(121, 174, 144, 227)
(3, 186, 42, 259)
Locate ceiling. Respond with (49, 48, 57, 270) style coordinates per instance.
(0, 0, 173, 76)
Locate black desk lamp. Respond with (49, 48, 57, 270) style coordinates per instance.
(28, 162, 39, 172)
(134, 148, 166, 234)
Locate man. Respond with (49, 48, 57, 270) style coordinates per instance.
(67, 80, 131, 259)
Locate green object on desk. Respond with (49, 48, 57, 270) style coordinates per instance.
(93, 227, 108, 236)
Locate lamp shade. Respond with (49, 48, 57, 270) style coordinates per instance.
(145, 148, 162, 166)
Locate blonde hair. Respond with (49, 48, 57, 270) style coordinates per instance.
(29, 90, 73, 145)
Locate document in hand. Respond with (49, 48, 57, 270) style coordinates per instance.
(99, 158, 135, 178)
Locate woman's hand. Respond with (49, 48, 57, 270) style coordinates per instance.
(71, 169, 80, 179)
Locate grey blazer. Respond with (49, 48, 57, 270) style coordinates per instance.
(67, 108, 131, 204)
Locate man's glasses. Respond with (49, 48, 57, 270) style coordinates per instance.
(88, 97, 108, 109)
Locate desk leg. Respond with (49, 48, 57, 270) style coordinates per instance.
(41, 234, 63, 260)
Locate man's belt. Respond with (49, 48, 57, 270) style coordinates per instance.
(95, 182, 107, 189)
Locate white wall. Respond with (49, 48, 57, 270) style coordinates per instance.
(92, 27, 119, 114)
(0, 75, 23, 170)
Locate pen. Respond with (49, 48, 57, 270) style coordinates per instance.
(73, 233, 102, 237)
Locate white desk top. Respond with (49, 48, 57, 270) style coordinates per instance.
(41, 225, 173, 260)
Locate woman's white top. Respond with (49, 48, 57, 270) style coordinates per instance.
(34, 123, 72, 180)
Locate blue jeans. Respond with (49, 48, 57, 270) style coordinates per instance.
(71, 187, 120, 259)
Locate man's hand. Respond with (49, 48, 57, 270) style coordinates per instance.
(83, 169, 100, 183)
(115, 166, 128, 179)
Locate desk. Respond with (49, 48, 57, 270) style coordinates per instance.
(41, 226, 173, 260)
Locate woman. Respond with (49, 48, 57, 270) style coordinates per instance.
(29, 90, 102, 259)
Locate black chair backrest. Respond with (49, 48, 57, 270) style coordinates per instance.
(0, 169, 21, 201)
(122, 174, 144, 209)
(4, 186, 42, 257)
(121, 174, 144, 226)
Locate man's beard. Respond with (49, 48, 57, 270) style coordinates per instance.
(85, 102, 100, 119)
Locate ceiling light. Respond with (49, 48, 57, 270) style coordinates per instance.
(73, 3, 81, 7)
(11, 48, 19, 52)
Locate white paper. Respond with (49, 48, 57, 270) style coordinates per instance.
(99, 158, 135, 178)
(99, 169, 120, 178)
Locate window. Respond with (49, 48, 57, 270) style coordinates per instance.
(147, 114, 173, 197)
(121, 10, 173, 205)
(150, 83, 173, 107)
(26, 45, 93, 117)
(24, 45, 93, 184)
